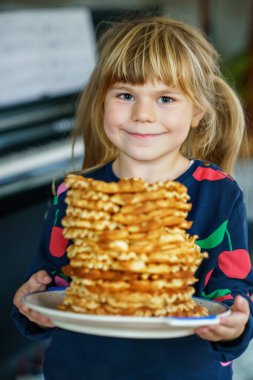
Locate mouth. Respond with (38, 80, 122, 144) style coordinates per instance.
(125, 131, 166, 139)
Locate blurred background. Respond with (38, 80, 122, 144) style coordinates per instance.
(0, 1, 253, 379)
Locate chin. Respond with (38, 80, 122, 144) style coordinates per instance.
(126, 152, 162, 162)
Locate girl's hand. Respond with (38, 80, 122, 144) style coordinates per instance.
(194, 295, 250, 342)
(13, 270, 55, 328)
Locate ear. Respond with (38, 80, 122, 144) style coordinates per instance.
(191, 106, 205, 128)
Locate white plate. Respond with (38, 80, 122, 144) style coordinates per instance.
(24, 289, 230, 339)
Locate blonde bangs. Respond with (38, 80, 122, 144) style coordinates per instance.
(99, 21, 197, 100)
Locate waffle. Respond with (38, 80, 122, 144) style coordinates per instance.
(59, 174, 208, 317)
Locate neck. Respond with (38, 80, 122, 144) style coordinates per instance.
(112, 154, 191, 183)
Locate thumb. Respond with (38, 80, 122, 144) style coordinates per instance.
(231, 295, 250, 316)
(13, 270, 52, 310)
(30, 270, 52, 288)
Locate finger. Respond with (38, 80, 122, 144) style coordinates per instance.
(19, 308, 55, 328)
(219, 297, 250, 329)
(230, 296, 250, 316)
(195, 329, 219, 341)
(30, 270, 52, 288)
(28, 310, 55, 328)
(219, 312, 249, 329)
(13, 271, 52, 309)
(13, 285, 34, 309)
(13, 284, 43, 310)
(13, 270, 54, 329)
(195, 324, 235, 341)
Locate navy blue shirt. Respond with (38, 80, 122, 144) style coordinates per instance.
(12, 160, 253, 380)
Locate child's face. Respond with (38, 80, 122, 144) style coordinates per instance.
(103, 80, 204, 163)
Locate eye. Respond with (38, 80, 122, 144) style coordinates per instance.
(158, 96, 173, 104)
(118, 93, 134, 101)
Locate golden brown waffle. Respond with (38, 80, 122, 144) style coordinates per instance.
(59, 175, 208, 317)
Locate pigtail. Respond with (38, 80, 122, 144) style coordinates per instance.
(208, 76, 245, 173)
(183, 76, 246, 174)
(204, 77, 246, 174)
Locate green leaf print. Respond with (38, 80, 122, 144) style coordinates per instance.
(50, 270, 69, 282)
(53, 208, 59, 226)
(201, 289, 231, 300)
(196, 220, 228, 249)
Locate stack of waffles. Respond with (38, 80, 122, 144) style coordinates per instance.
(59, 174, 208, 317)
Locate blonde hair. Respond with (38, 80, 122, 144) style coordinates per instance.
(73, 16, 246, 174)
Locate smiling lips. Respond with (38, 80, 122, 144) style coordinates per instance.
(126, 131, 165, 138)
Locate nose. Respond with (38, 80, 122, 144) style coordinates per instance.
(131, 99, 156, 123)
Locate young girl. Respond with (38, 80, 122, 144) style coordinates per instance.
(12, 16, 253, 380)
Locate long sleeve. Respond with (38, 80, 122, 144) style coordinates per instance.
(11, 185, 70, 341)
(10, 161, 253, 380)
(195, 188, 253, 362)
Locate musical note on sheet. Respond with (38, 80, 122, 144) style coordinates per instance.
(0, 8, 96, 106)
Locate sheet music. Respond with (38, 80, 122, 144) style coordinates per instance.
(0, 8, 96, 106)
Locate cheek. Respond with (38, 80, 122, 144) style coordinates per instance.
(103, 114, 119, 143)
(162, 116, 190, 135)
(103, 124, 112, 142)
(104, 103, 116, 123)
(104, 106, 124, 134)
(103, 114, 115, 136)
(103, 106, 114, 130)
